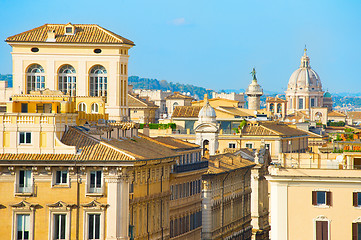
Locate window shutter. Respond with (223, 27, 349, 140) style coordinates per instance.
(322, 221, 328, 239)
(354, 192, 358, 207)
(326, 191, 332, 206)
(352, 223, 357, 240)
(312, 191, 317, 205)
(316, 221, 322, 240)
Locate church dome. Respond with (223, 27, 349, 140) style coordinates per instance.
(324, 91, 332, 98)
(287, 49, 322, 92)
(198, 96, 216, 122)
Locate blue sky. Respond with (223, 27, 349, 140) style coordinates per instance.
(0, 0, 360, 93)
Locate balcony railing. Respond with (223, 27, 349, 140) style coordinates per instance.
(173, 161, 208, 173)
(15, 184, 34, 195)
(87, 186, 104, 195)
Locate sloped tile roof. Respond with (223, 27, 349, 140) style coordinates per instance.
(241, 121, 308, 137)
(172, 106, 202, 118)
(165, 92, 193, 100)
(6, 24, 134, 45)
(153, 137, 200, 150)
(206, 153, 255, 175)
(328, 111, 346, 117)
(348, 111, 361, 120)
(128, 94, 158, 108)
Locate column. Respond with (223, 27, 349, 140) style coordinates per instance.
(251, 169, 260, 230)
(105, 168, 130, 240)
(201, 179, 212, 240)
(269, 181, 288, 240)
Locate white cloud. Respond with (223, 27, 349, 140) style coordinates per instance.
(171, 18, 186, 26)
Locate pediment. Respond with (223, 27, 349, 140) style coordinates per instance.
(47, 201, 76, 210)
(82, 200, 108, 210)
(10, 200, 41, 210)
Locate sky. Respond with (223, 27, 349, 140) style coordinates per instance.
(0, 0, 360, 93)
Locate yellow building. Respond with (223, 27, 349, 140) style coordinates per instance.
(267, 151, 361, 240)
(0, 122, 185, 240)
(128, 93, 158, 124)
(202, 153, 255, 240)
(154, 137, 207, 239)
(5, 23, 134, 121)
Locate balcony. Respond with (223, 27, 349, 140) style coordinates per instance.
(86, 186, 104, 197)
(15, 184, 34, 196)
(173, 161, 208, 173)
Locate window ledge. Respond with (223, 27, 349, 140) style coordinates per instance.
(314, 204, 330, 209)
(15, 192, 33, 196)
(52, 184, 70, 188)
(86, 193, 104, 197)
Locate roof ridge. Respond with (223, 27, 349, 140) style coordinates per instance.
(95, 25, 124, 43)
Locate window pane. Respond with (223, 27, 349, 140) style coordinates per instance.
(316, 191, 326, 204)
(62, 171, 67, 183)
(60, 214, 66, 239)
(20, 132, 25, 144)
(89, 214, 94, 239)
(96, 171, 101, 188)
(95, 214, 100, 239)
(54, 215, 59, 239)
(358, 192, 361, 206)
(56, 171, 61, 184)
(26, 133, 31, 144)
(90, 172, 95, 188)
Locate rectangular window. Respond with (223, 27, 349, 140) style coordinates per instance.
(352, 222, 361, 240)
(21, 103, 28, 113)
(311, 98, 315, 107)
(312, 191, 332, 206)
(55, 171, 68, 185)
(229, 143, 236, 148)
(316, 221, 328, 240)
(245, 143, 253, 149)
(18, 170, 32, 193)
(353, 192, 361, 207)
(17, 214, 30, 240)
(88, 214, 100, 240)
(89, 171, 102, 193)
(19, 132, 31, 144)
(54, 214, 66, 240)
(299, 98, 304, 109)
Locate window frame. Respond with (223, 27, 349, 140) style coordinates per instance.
(19, 132, 32, 145)
(91, 103, 99, 114)
(87, 170, 103, 196)
(313, 216, 330, 240)
(52, 170, 70, 187)
(49, 211, 71, 240)
(26, 64, 45, 94)
(16, 170, 33, 195)
(89, 65, 107, 97)
(228, 143, 236, 149)
(58, 65, 76, 96)
(312, 190, 332, 208)
(12, 211, 34, 240)
(78, 102, 87, 113)
(245, 142, 253, 149)
(353, 191, 361, 208)
(83, 210, 105, 240)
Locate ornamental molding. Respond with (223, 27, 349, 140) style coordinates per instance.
(10, 200, 41, 211)
(47, 201, 76, 210)
(82, 200, 108, 210)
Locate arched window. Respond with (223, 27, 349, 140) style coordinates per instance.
(26, 64, 45, 93)
(89, 65, 107, 97)
(58, 65, 76, 96)
(91, 103, 99, 113)
(277, 104, 282, 113)
(173, 102, 179, 110)
(78, 102, 87, 112)
(270, 103, 274, 113)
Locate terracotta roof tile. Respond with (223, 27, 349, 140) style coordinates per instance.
(242, 121, 308, 137)
(153, 137, 200, 149)
(206, 153, 255, 174)
(172, 106, 202, 118)
(6, 24, 134, 45)
(165, 92, 193, 100)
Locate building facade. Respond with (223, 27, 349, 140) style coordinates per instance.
(5, 23, 134, 121)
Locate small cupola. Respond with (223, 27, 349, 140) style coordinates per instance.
(64, 23, 75, 35)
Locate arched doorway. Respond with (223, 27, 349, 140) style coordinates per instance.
(203, 140, 209, 156)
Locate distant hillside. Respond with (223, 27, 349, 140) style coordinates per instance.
(129, 76, 212, 100)
(0, 74, 12, 87)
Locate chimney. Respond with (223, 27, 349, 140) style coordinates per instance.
(46, 30, 56, 42)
